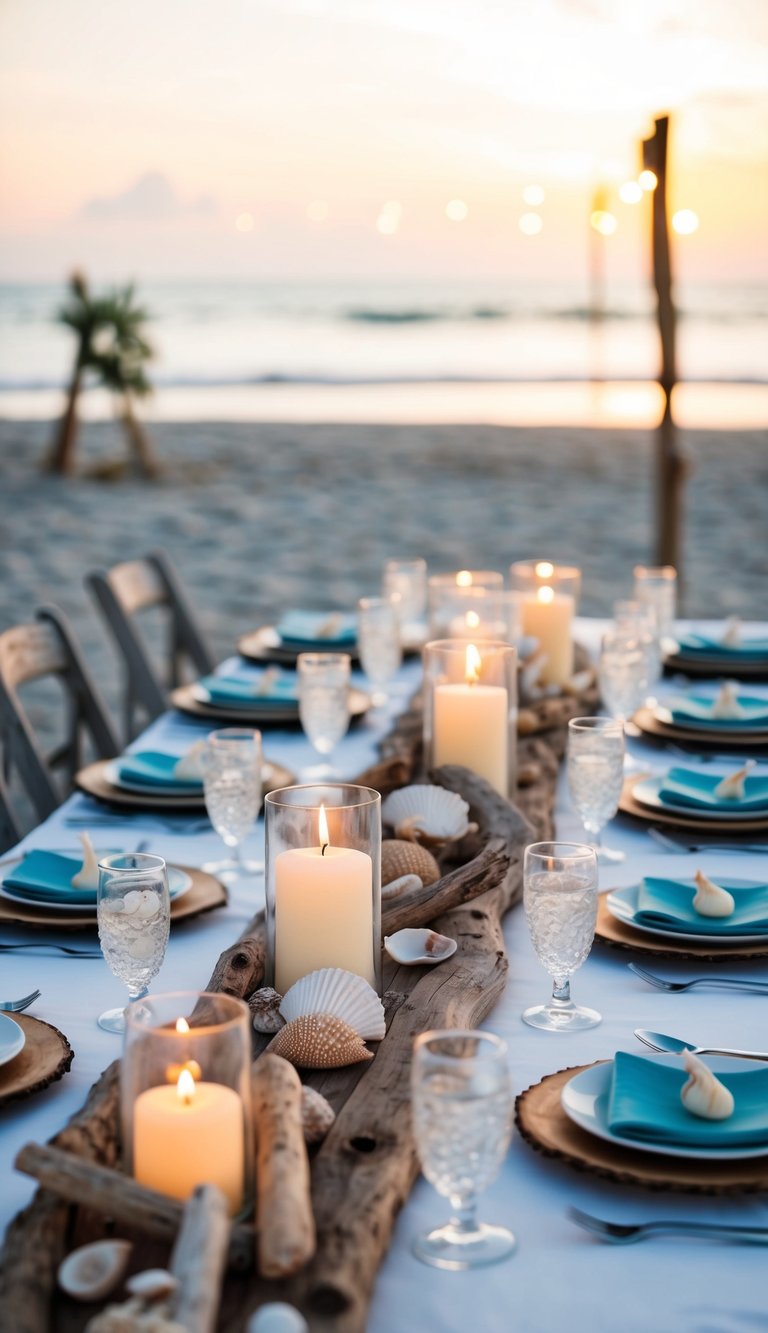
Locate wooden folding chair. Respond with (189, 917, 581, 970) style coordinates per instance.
(0, 606, 119, 851)
(86, 550, 214, 741)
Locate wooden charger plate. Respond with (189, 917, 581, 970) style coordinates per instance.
(633, 705, 768, 752)
(595, 891, 768, 962)
(515, 1061, 768, 1194)
(0, 866, 226, 933)
(75, 757, 295, 810)
(0, 1012, 74, 1108)
(664, 650, 768, 683)
(169, 682, 371, 726)
(619, 774, 768, 834)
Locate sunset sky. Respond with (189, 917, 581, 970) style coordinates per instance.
(1, 0, 767, 284)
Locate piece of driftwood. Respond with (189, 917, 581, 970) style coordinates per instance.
(251, 1054, 316, 1278)
(169, 1184, 231, 1333)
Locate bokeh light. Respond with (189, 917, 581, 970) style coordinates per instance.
(590, 210, 618, 236)
(619, 181, 643, 204)
(376, 201, 403, 235)
(638, 169, 658, 192)
(519, 212, 543, 235)
(672, 209, 700, 235)
(235, 212, 254, 233)
(445, 199, 469, 222)
(523, 185, 545, 206)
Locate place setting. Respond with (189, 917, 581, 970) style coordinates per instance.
(170, 657, 372, 726)
(597, 866, 768, 961)
(633, 679, 768, 751)
(619, 758, 768, 834)
(664, 617, 768, 681)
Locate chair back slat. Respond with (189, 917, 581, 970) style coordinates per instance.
(107, 560, 165, 615)
(0, 622, 67, 691)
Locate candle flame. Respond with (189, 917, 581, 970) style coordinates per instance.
(465, 610, 480, 629)
(535, 561, 555, 579)
(177, 1067, 196, 1106)
(465, 643, 482, 684)
(456, 569, 473, 587)
(537, 585, 555, 605)
(175, 1017, 189, 1034)
(319, 803, 330, 852)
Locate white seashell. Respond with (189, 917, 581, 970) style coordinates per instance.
(562, 668, 595, 697)
(721, 615, 742, 648)
(125, 1269, 179, 1301)
(384, 928, 457, 966)
(680, 1051, 734, 1120)
(714, 760, 755, 801)
(280, 968, 385, 1040)
(173, 740, 206, 780)
(301, 1086, 336, 1144)
(249, 987, 286, 1034)
(129, 935, 156, 961)
(135, 890, 161, 920)
(711, 682, 746, 720)
(382, 872, 421, 901)
(253, 667, 282, 697)
(692, 870, 735, 918)
(381, 785, 477, 847)
(58, 1239, 132, 1302)
(71, 832, 100, 890)
(247, 1303, 309, 1333)
(520, 652, 549, 702)
(122, 890, 142, 916)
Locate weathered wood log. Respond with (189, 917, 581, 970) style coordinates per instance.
(381, 837, 509, 937)
(13, 1143, 254, 1271)
(205, 928, 266, 999)
(251, 1055, 315, 1278)
(169, 1184, 231, 1333)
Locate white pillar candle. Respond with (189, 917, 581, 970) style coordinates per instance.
(522, 586, 574, 686)
(133, 1070, 244, 1214)
(274, 806, 374, 992)
(433, 644, 508, 796)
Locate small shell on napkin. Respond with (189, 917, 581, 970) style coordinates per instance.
(253, 667, 282, 696)
(721, 615, 742, 648)
(711, 682, 745, 720)
(680, 1051, 734, 1120)
(692, 870, 735, 918)
(173, 740, 206, 780)
(70, 832, 100, 890)
(714, 760, 755, 801)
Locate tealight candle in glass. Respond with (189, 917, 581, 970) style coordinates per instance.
(121, 991, 253, 1218)
(423, 639, 517, 799)
(265, 784, 381, 994)
(509, 559, 581, 687)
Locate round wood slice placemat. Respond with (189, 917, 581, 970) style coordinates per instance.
(663, 651, 768, 682)
(0, 866, 226, 933)
(170, 683, 371, 725)
(0, 1012, 74, 1108)
(594, 893, 768, 962)
(515, 1062, 768, 1195)
(619, 775, 768, 834)
(633, 706, 768, 752)
(75, 757, 295, 809)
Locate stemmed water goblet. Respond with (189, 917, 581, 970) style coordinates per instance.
(411, 1029, 515, 1270)
(633, 564, 677, 648)
(382, 558, 427, 645)
(96, 852, 170, 1034)
(297, 652, 351, 779)
(613, 599, 661, 703)
(599, 627, 651, 740)
(201, 728, 263, 879)
(357, 594, 403, 706)
(567, 716, 626, 864)
(522, 841, 600, 1031)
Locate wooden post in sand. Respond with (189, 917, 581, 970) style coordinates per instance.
(644, 115, 688, 593)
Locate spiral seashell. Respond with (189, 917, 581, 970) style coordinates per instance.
(711, 682, 746, 720)
(714, 760, 755, 801)
(249, 987, 286, 1034)
(721, 615, 742, 648)
(301, 1086, 336, 1144)
(381, 785, 477, 847)
(692, 870, 735, 918)
(280, 968, 385, 1040)
(382, 872, 421, 901)
(381, 839, 440, 888)
(70, 832, 100, 890)
(680, 1051, 734, 1120)
(58, 1239, 132, 1302)
(270, 1014, 374, 1069)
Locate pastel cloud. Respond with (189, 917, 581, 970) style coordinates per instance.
(81, 172, 215, 222)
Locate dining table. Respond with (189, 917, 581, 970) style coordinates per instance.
(1, 618, 767, 1333)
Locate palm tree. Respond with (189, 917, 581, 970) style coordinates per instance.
(47, 272, 158, 476)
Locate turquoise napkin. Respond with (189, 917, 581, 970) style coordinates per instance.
(198, 672, 298, 708)
(117, 750, 203, 790)
(677, 630, 768, 660)
(659, 766, 768, 813)
(669, 695, 768, 729)
(3, 850, 98, 904)
(276, 610, 357, 650)
(608, 1051, 768, 1148)
(635, 876, 768, 935)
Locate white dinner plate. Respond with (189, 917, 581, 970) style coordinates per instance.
(561, 1056, 768, 1161)
(0, 1012, 26, 1068)
(633, 775, 768, 823)
(606, 881, 768, 946)
(0, 861, 193, 915)
(654, 704, 768, 736)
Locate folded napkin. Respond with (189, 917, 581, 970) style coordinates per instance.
(276, 610, 357, 651)
(635, 876, 768, 935)
(676, 630, 768, 660)
(669, 695, 768, 728)
(117, 750, 204, 790)
(3, 850, 99, 904)
(658, 766, 768, 813)
(608, 1051, 768, 1148)
(198, 671, 298, 708)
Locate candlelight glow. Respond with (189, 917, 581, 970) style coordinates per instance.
(538, 585, 555, 605)
(318, 803, 330, 848)
(175, 1017, 190, 1034)
(518, 212, 543, 236)
(456, 570, 473, 587)
(590, 210, 618, 236)
(535, 561, 555, 579)
(619, 181, 643, 204)
(465, 643, 482, 684)
(523, 185, 545, 206)
(445, 199, 468, 222)
(638, 170, 659, 192)
(177, 1068, 195, 1105)
(672, 208, 700, 235)
(465, 610, 480, 629)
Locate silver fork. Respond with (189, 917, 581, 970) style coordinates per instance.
(628, 963, 768, 995)
(0, 988, 42, 1012)
(0, 944, 101, 957)
(648, 827, 768, 855)
(569, 1208, 768, 1245)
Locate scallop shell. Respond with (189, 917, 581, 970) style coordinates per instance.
(249, 987, 286, 1034)
(58, 1239, 132, 1302)
(384, 928, 457, 966)
(269, 1014, 374, 1069)
(301, 1085, 336, 1144)
(280, 968, 385, 1040)
(382, 872, 421, 901)
(381, 785, 477, 847)
(126, 1269, 179, 1301)
(381, 839, 440, 887)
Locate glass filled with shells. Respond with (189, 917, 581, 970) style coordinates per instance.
(121, 991, 253, 1218)
(264, 783, 382, 995)
(423, 639, 518, 799)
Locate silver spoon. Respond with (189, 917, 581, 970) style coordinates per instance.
(628, 964, 768, 995)
(635, 1028, 768, 1062)
(569, 1208, 768, 1245)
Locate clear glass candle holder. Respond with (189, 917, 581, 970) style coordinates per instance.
(633, 564, 677, 642)
(428, 586, 523, 646)
(427, 571, 504, 639)
(509, 559, 582, 607)
(423, 639, 517, 799)
(265, 783, 381, 994)
(509, 559, 581, 687)
(121, 991, 253, 1218)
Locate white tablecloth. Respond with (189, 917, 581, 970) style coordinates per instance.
(1, 621, 767, 1332)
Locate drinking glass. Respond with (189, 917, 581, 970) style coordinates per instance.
(633, 564, 677, 644)
(598, 629, 650, 725)
(567, 716, 626, 864)
(97, 852, 170, 1034)
(382, 558, 427, 645)
(411, 1030, 515, 1270)
(201, 728, 263, 878)
(357, 595, 403, 706)
(613, 598, 661, 700)
(297, 652, 351, 779)
(523, 842, 600, 1031)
